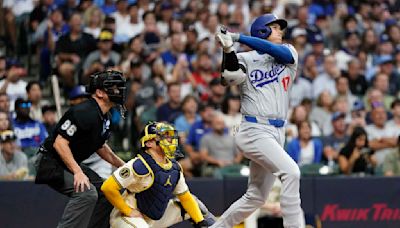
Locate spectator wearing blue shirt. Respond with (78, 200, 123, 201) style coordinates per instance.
(174, 95, 200, 135)
(156, 82, 182, 123)
(181, 103, 214, 177)
(160, 32, 189, 75)
(12, 98, 48, 158)
(287, 121, 323, 166)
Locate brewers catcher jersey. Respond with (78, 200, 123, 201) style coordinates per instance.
(112, 157, 188, 195)
(237, 44, 298, 119)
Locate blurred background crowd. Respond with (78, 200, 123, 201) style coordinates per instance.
(0, 0, 400, 183)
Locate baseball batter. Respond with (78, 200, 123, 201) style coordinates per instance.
(213, 14, 302, 228)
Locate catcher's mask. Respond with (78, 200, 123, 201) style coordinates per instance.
(87, 70, 127, 118)
(140, 122, 182, 159)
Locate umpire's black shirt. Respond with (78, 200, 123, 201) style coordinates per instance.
(43, 98, 111, 165)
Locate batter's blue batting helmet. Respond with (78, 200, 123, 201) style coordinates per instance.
(250, 14, 288, 39)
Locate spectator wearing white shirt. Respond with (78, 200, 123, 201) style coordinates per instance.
(0, 59, 27, 112)
(310, 91, 334, 136)
(112, 0, 131, 43)
(313, 54, 341, 99)
(83, 7, 104, 39)
(365, 102, 399, 167)
(221, 94, 242, 136)
(387, 99, 400, 136)
(335, 76, 357, 114)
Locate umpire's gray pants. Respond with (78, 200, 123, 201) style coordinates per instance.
(52, 169, 98, 228)
(211, 122, 302, 228)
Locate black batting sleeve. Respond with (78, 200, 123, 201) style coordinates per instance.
(222, 51, 240, 71)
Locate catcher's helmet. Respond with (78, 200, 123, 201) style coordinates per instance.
(250, 14, 287, 39)
(140, 122, 182, 159)
(87, 70, 127, 105)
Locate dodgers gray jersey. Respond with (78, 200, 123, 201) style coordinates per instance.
(237, 44, 298, 119)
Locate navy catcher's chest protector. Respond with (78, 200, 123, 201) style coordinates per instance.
(135, 152, 181, 220)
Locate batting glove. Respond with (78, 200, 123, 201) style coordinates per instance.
(216, 25, 235, 53)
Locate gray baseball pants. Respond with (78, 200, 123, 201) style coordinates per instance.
(211, 121, 302, 228)
(51, 169, 98, 228)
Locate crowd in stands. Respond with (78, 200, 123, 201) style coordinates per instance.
(0, 0, 400, 180)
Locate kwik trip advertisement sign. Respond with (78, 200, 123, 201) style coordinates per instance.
(321, 203, 400, 222)
(311, 177, 400, 228)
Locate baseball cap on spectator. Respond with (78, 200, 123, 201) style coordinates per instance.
(209, 77, 222, 87)
(309, 33, 324, 44)
(0, 130, 16, 143)
(352, 100, 365, 112)
(376, 55, 394, 65)
(371, 101, 384, 109)
(41, 105, 57, 115)
(385, 18, 397, 27)
(98, 29, 113, 42)
(198, 102, 214, 112)
(6, 58, 22, 70)
(14, 98, 31, 110)
(161, 1, 173, 10)
(48, 5, 61, 14)
(345, 31, 359, 39)
(291, 28, 307, 38)
(130, 59, 143, 68)
(69, 85, 89, 100)
(379, 33, 390, 44)
(144, 32, 160, 50)
(331, 112, 346, 122)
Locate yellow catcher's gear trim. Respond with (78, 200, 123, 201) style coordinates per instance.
(148, 153, 172, 170)
(101, 176, 133, 216)
(140, 124, 157, 147)
(177, 191, 204, 223)
(131, 158, 151, 177)
(137, 154, 154, 191)
(111, 174, 123, 189)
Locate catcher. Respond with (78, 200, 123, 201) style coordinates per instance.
(101, 122, 215, 227)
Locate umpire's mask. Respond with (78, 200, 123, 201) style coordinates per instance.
(140, 122, 182, 159)
(87, 70, 127, 118)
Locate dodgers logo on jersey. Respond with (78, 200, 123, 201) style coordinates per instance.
(249, 63, 286, 88)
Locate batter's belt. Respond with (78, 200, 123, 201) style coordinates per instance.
(243, 115, 286, 128)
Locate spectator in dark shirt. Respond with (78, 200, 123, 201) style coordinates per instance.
(59, 0, 78, 20)
(156, 82, 181, 123)
(207, 78, 226, 111)
(39, 7, 68, 84)
(343, 59, 368, 97)
(322, 112, 349, 165)
(55, 12, 96, 88)
(30, 0, 56, 32)
(338, 126, 376, 175)
(41, 105, 57, 136)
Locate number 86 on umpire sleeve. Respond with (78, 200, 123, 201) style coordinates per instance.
(61, 120, 77, 136)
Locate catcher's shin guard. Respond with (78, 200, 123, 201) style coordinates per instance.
(174, 196, 216, 227)
(191, 196, 216, 227)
